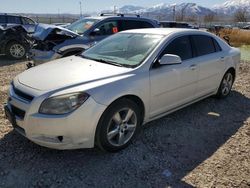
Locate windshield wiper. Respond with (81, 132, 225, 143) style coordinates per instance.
(78, 55, 132, 68)
(95, 58, 125, 67)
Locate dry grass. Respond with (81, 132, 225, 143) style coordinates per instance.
(219, 29, 250, 47)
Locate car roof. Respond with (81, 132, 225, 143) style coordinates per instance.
(0, 13, 20, 16)
(85, 15, 156, 22)
(0, 13, 31, 19)
(121, 28, 208, 36)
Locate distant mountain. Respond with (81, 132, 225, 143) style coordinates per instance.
(119, 5, 144, 13)
(115, 1, 250, 20)
(213, 0, 250, 14)
(117, 3, 214, 20)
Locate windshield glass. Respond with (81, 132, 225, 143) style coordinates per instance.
(67, 18, 99, 34)
(82, 33, 163, 68)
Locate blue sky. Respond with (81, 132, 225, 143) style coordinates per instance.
(0, 0, 227, 14)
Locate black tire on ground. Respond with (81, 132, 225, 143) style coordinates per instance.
(95, 98, 142, 152)
(6, 41, 26, 60)
(216, 70, 235, 98)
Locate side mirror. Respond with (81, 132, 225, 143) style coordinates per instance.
(90, 28, 100, 36)
(159, 54, 182, 65)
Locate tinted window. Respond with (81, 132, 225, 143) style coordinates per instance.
(0, 15, 6, 23)
(96, 21, 118, 35)
(7, 16, 21, 24)
(161, 36, 193, 61)
(213, 39, 222, 52)
(121, 20, 154, 31)
(192, 35, 216, 56)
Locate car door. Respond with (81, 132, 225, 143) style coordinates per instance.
(191, 35, 225, 97)
(89, 20, 119, 43)
(149, 35, 198, 118)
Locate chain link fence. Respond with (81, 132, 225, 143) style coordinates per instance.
(30, 16, 78, 24)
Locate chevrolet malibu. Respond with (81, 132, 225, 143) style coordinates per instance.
(4, 28, 240, 152)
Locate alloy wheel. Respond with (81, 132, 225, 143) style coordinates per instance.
(9, 44, 25, 58)
(221, 72, 233, 96)
(107, 108, 137, 147)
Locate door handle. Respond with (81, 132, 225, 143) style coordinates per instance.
(189, 64, 197, 70)
(220, 57, 225, 61)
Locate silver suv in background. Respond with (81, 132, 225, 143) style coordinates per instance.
(28, 13, 160, 65)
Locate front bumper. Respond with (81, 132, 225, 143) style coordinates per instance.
(27, 49, 62, 65)
(5, 85, 106, 150)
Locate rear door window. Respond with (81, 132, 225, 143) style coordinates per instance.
(7, 16, 21, 24)
(160, 36, 193, 61)
(191, 35, 217, 57)
(96, 21, 119, 35)
(120, 20, 154, 31)
(213, 39, 222, 52)
(0, 15, 6, 24)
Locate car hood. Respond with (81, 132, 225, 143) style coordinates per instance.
(17, 56, 132, 91)
(32, 23, 79, 41)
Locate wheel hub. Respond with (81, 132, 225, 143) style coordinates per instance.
(10, 44, 25, 58)
(107, 108, 137, 147)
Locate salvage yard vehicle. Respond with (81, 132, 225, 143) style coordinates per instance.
(28, 13, 159, 65)
(0, 13, 37, 33)
(4, 28, 240, 152)
(0, 25, 33, 59)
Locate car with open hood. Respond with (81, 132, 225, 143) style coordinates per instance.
(0, 24, 33, 59)
(27, 13, 159, 65)
(5, 28, 240, 152)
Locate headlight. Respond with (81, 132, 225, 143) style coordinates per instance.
(39, 92, 89, 115)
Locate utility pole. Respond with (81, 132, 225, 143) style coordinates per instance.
(114, 6, 117, 14)
(79, 1, 83, 18)
(172, 4, 176, 22)
(58, 8, 60, 18)
(173, 5, 176, 21)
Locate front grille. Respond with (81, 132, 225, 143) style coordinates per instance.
(12, 85, 34, 102)
(11, 105, 26, 120)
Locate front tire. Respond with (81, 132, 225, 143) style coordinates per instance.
(6, 41, 26, 60)
(216, 71, 234, 98)
(95, 99, 142, 152)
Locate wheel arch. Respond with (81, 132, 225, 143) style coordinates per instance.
(106, 94, 145, 124)
(94, 94, 145, 151)
(226, 67, 236, 82)
(5, 39, 21, 52)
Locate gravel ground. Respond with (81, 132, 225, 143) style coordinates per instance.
(0, 58, 249, 188)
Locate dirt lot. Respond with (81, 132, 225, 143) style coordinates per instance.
(0, 57, 249, 188)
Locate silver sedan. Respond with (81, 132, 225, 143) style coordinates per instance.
(5, 28, 240, 152)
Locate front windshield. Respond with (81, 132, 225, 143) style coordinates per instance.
(82, 33, 164, 68)
(67, 18, 98, 34)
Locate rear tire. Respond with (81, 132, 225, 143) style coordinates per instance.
(6, 41, 26, 60)
(95, 99, 142, 152)
(216, 71, 234, 98)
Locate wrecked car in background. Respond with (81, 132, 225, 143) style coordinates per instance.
(28, 14, 159, 65)
(27, 24, 81, 65)
(0, 24, 33, 59)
